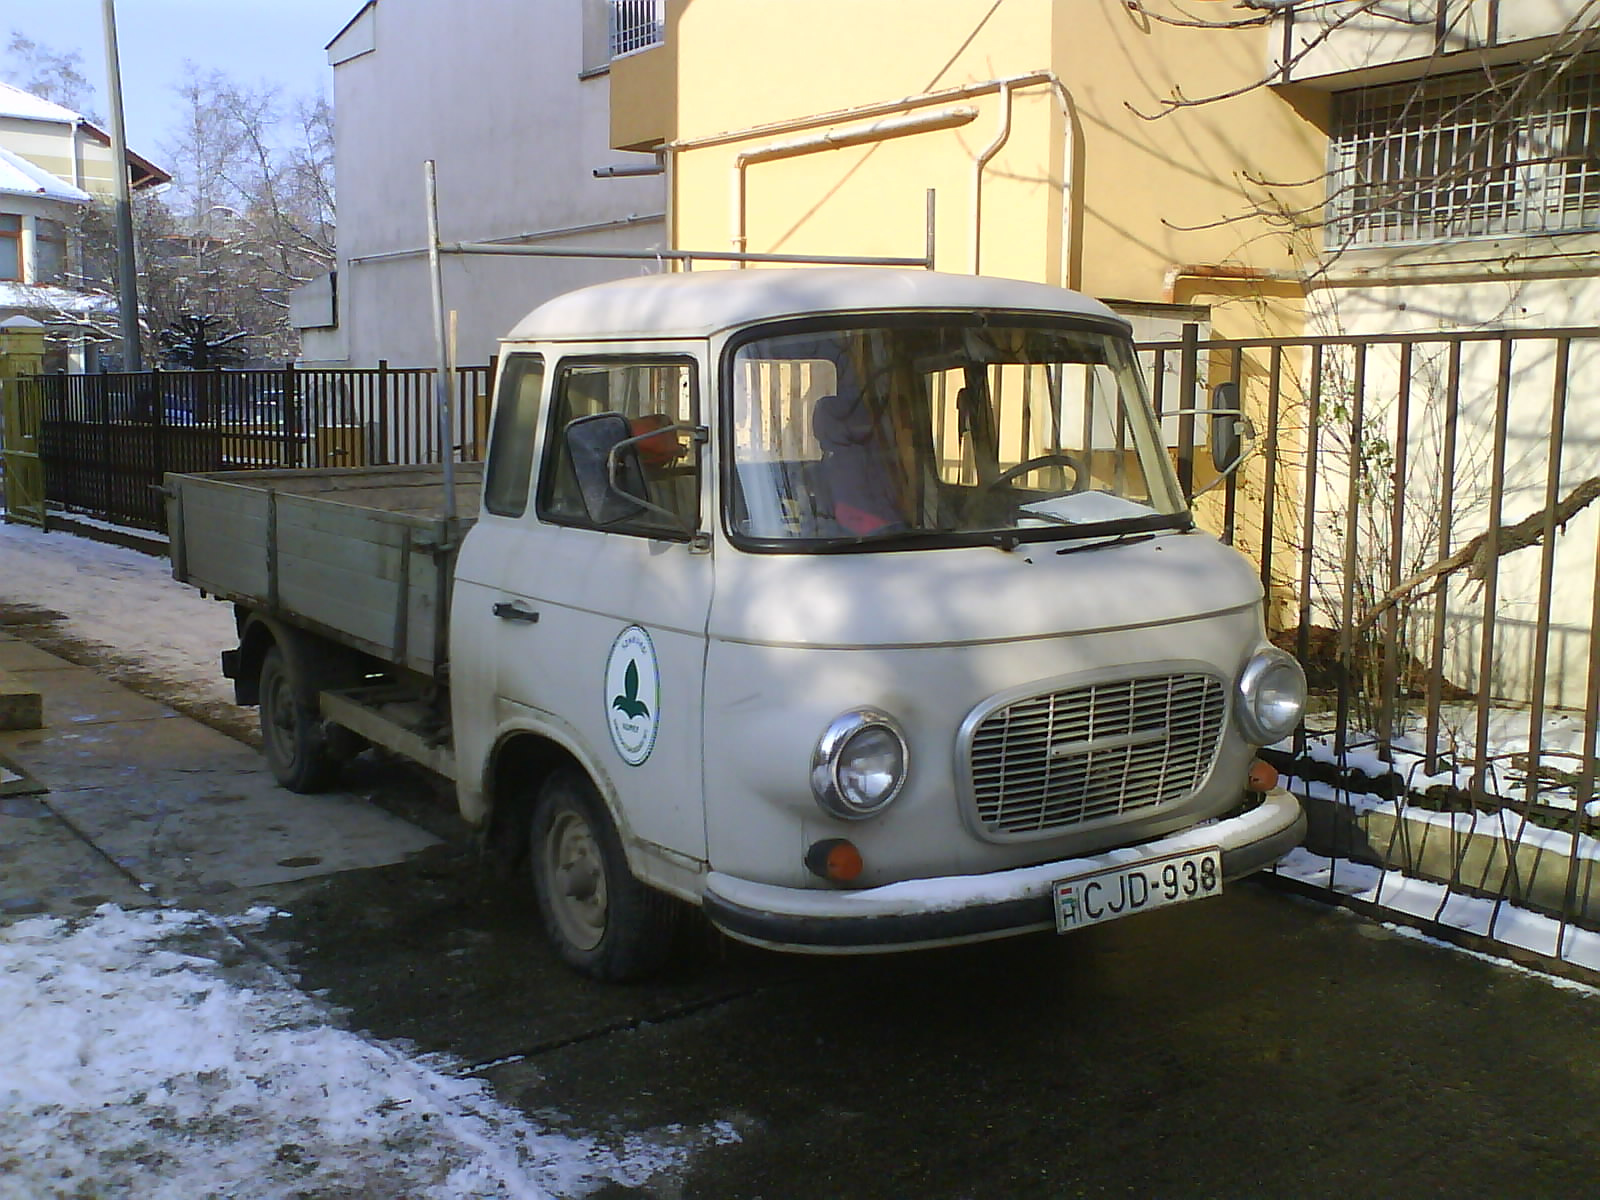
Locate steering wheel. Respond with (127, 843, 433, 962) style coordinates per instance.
(982, 452, 1087, 493)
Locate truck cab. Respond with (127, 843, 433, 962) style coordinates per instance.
(449, 268, 1306, 979)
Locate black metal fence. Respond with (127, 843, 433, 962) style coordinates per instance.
(1146, 323, 1600, 975)
(27, 362, 494, 530)
(28, 328, 1600, 972)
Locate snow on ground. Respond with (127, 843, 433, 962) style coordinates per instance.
(1277, 848, 1600, 976)
(0, 518, 236, 710)
(0, 905, 736, 1200)
(1290, 705, 1596, 811)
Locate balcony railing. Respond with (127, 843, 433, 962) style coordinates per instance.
(609, 0, 664, 57)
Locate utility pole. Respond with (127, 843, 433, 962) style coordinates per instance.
(100, 0, 142, 371)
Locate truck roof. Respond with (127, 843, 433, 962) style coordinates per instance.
(502, 267, 1126, 343)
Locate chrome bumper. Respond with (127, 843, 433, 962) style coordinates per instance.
(702, 788, 1305, 953)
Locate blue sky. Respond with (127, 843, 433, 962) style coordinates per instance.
(5, 0, 351, 162)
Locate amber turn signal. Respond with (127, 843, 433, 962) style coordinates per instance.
(805, 838, 864, 883)
(1247, 758, 1279, 793)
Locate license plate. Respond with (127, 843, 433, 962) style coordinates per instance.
(1054, 847, 1222, 933)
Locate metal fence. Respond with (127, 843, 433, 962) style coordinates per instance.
(1145, 323, 1600, 975)
(27, 361, 494, 530)
(27, 325, 1600, 972)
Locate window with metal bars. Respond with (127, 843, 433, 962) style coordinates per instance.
(608, 0, 663, 57)
(1329, 60, 1600, 246)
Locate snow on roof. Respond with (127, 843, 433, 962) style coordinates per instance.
(503, 267, 1125, 344)
(0, 143, 90, 203)
(0, 282, 114, 316)
(0, 79, 82, 123)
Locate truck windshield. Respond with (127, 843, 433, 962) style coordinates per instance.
(727, 317, 1188, 549)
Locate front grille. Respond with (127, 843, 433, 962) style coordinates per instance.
(967, 672, 1227, 838)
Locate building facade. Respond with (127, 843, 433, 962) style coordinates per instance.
(0, 81, 167, 369)
(304, 0, 669, 368)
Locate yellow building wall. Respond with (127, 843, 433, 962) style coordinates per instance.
(615, 0, 1329, 339)
(609, 0, 1331, 627)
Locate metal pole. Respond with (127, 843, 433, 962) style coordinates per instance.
(424, 161, 457, 522)
(100, 0, 141, 371)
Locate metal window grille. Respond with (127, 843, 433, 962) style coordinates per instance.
(1329, 61, 1600, 246)
(609, 0, 664, 57)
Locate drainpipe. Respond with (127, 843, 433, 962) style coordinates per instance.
(70, 117, 84, 190)
(972, 83, 1013, 275)
(731, 106, 978, 266)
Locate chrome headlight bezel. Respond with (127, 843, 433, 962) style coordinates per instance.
(1236, 647, 1307, 745)
(810, 708, 909, 820)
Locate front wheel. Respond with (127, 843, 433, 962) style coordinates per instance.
(259, 645, 340, 793)
(530, 768, 680, 982)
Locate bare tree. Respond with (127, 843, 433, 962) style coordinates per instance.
(156, 65, 336, 364)
(3, 31, 98, 118)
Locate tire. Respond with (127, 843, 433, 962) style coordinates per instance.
(530, 768, 680, 982)
(259, 645, 340, 793)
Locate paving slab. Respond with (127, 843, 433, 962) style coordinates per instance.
(46, 773, 440, 900)
(0, 636, 77, 673)
(0, 794, 152, 919)
(1, 715, 264, 784)
(0, 636, 443, 907)
(0, 664, 187, 727)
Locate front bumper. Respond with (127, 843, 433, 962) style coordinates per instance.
(702, 787, 1305, 953)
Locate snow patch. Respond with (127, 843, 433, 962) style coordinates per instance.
(1276, 848, 1600, 974)
(0, 906, 737, 1198)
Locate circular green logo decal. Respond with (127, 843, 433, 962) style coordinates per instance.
(605, 625, 660, 766)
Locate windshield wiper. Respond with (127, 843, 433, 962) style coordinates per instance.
(1054, 532, 1156, 556)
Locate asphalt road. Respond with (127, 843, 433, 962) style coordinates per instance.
(253, 818, 1600, 1200)
(7, 614, 1600, 1199)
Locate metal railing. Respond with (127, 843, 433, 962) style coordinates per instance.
(29, 361, 494, 531)
(609, 0, 664, 57)
(1141, 323, 1600, 973)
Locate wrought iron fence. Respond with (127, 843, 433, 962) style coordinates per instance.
(1143, 322, 1600, 976)
(30, 361, 494, 530)
(28, 324, 1600, 973)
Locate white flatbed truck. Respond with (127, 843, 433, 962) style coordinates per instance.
(167, 268, 1307, 981)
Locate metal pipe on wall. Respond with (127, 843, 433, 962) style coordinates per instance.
(972, 83, 1014, 275)
(664, 69, 1083, 288)
(730, 106, 978, 265)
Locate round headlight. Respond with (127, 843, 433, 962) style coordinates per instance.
(811, 709, 909, 820)
(1237, 648, 1307, 744)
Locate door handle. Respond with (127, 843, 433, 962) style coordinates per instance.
(493, 601, 540, 624)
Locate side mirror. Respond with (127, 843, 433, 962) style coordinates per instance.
(1209, 381, 1251, 475)
(565, 412, 649, 526)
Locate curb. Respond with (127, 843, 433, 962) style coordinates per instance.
(0, 667, 41, 731)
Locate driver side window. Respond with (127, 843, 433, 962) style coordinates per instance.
(538, 359, 699, 537)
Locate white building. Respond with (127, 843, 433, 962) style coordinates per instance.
(1275, 0, 1600, 708)
(300, 0, 668, 369)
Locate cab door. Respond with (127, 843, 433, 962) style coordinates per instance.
(489, 349, 711, 864)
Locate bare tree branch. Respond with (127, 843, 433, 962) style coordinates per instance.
(1355, 476, 1600, 634)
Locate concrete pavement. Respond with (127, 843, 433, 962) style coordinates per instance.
(0, 628, 440, 921)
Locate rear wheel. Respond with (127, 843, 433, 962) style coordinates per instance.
(530, 768, 679, 981)
(259, 645, 340, 793)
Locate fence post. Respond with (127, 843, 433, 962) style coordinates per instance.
(376, 358, 390, 466)
(283, 360, 301, 467)
(1176, 323, 1198, 498)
